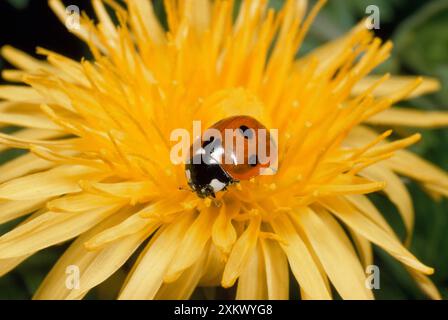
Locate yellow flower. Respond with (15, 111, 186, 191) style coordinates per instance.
(0, 0, 447, 300)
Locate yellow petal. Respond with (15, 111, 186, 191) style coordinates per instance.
(0, 110, 60, 130)
(198, 244, 226, 287)
(344, 125, 382, 148)
(1, 45, 52, 72)
(424, 183, 448, 198)
(0, 255, 30, 277)
(80, 180, 156, 204)
(352, 76, 440, 99)
(195, 89, 269, 130)
(92, 0, 118, 44)
(165, 207, 216, 282)
(221, 216, 261, 288)
(360, 164, 414, 242)
(0, 165, 104, 201)
(0, 202, 122, 259)
(138, 194, 192, 218)
(2, 69, 27, 82)
(234, 0, 269, 32)
(271, 214, 331, 299)
(387, 150, 448, 192)
(0, 198, 48, 225)
(183, 0, 212, 32)
(84, 210, 159, 250)
(34, 210, 149, 299)
(118, 213, 194, 300)
(0, 128, 66, 153)
(320, 197, 433, 274)
(0, 211, 44, 275)
(236, 243, 268, 300)
(36, 48, 90, 86)
(363, 133, 421, 158)
(295, 207, 373, 299)
(348, 229, 373, 268)
(127, 0, 166, 45)
(406, 268, 441, 300)
(155, 247, 208, 300)
(260, 237, 289, 300)
(47, 193, 123, 213)
(345, 194, 394, 234)
(212, 201, 237, 253)
(309, 178, 386, 197)
(366, 108, 448, 128)
(0, 153, 53, 184)
(296, 20, 368, 72)
(0, 86, 45, 104)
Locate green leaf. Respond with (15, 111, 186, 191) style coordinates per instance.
(6, 0, 31, 10)
(393, 0, 448, 105)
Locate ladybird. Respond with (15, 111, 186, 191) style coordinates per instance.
(185, 115, 276, 198)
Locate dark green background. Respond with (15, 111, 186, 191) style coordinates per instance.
(0, 0, 447, 299)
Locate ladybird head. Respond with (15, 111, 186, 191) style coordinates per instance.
(185, 150, 234, 198)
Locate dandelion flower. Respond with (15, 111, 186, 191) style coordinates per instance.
(0, 0, 447, 300)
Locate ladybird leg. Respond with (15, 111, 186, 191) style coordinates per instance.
(222, 179, 238, 191)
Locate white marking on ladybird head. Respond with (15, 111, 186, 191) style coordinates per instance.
(185, 169, 191, 182)
(210, 179, 227, 193)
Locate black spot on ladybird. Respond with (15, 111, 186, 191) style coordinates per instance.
(202, 136, 215, 148)
(239, 125, 254, 139)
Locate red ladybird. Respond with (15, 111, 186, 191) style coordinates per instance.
(185, 116, 276, 198)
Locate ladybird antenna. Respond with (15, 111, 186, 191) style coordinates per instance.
(178, 185, 193, 193)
